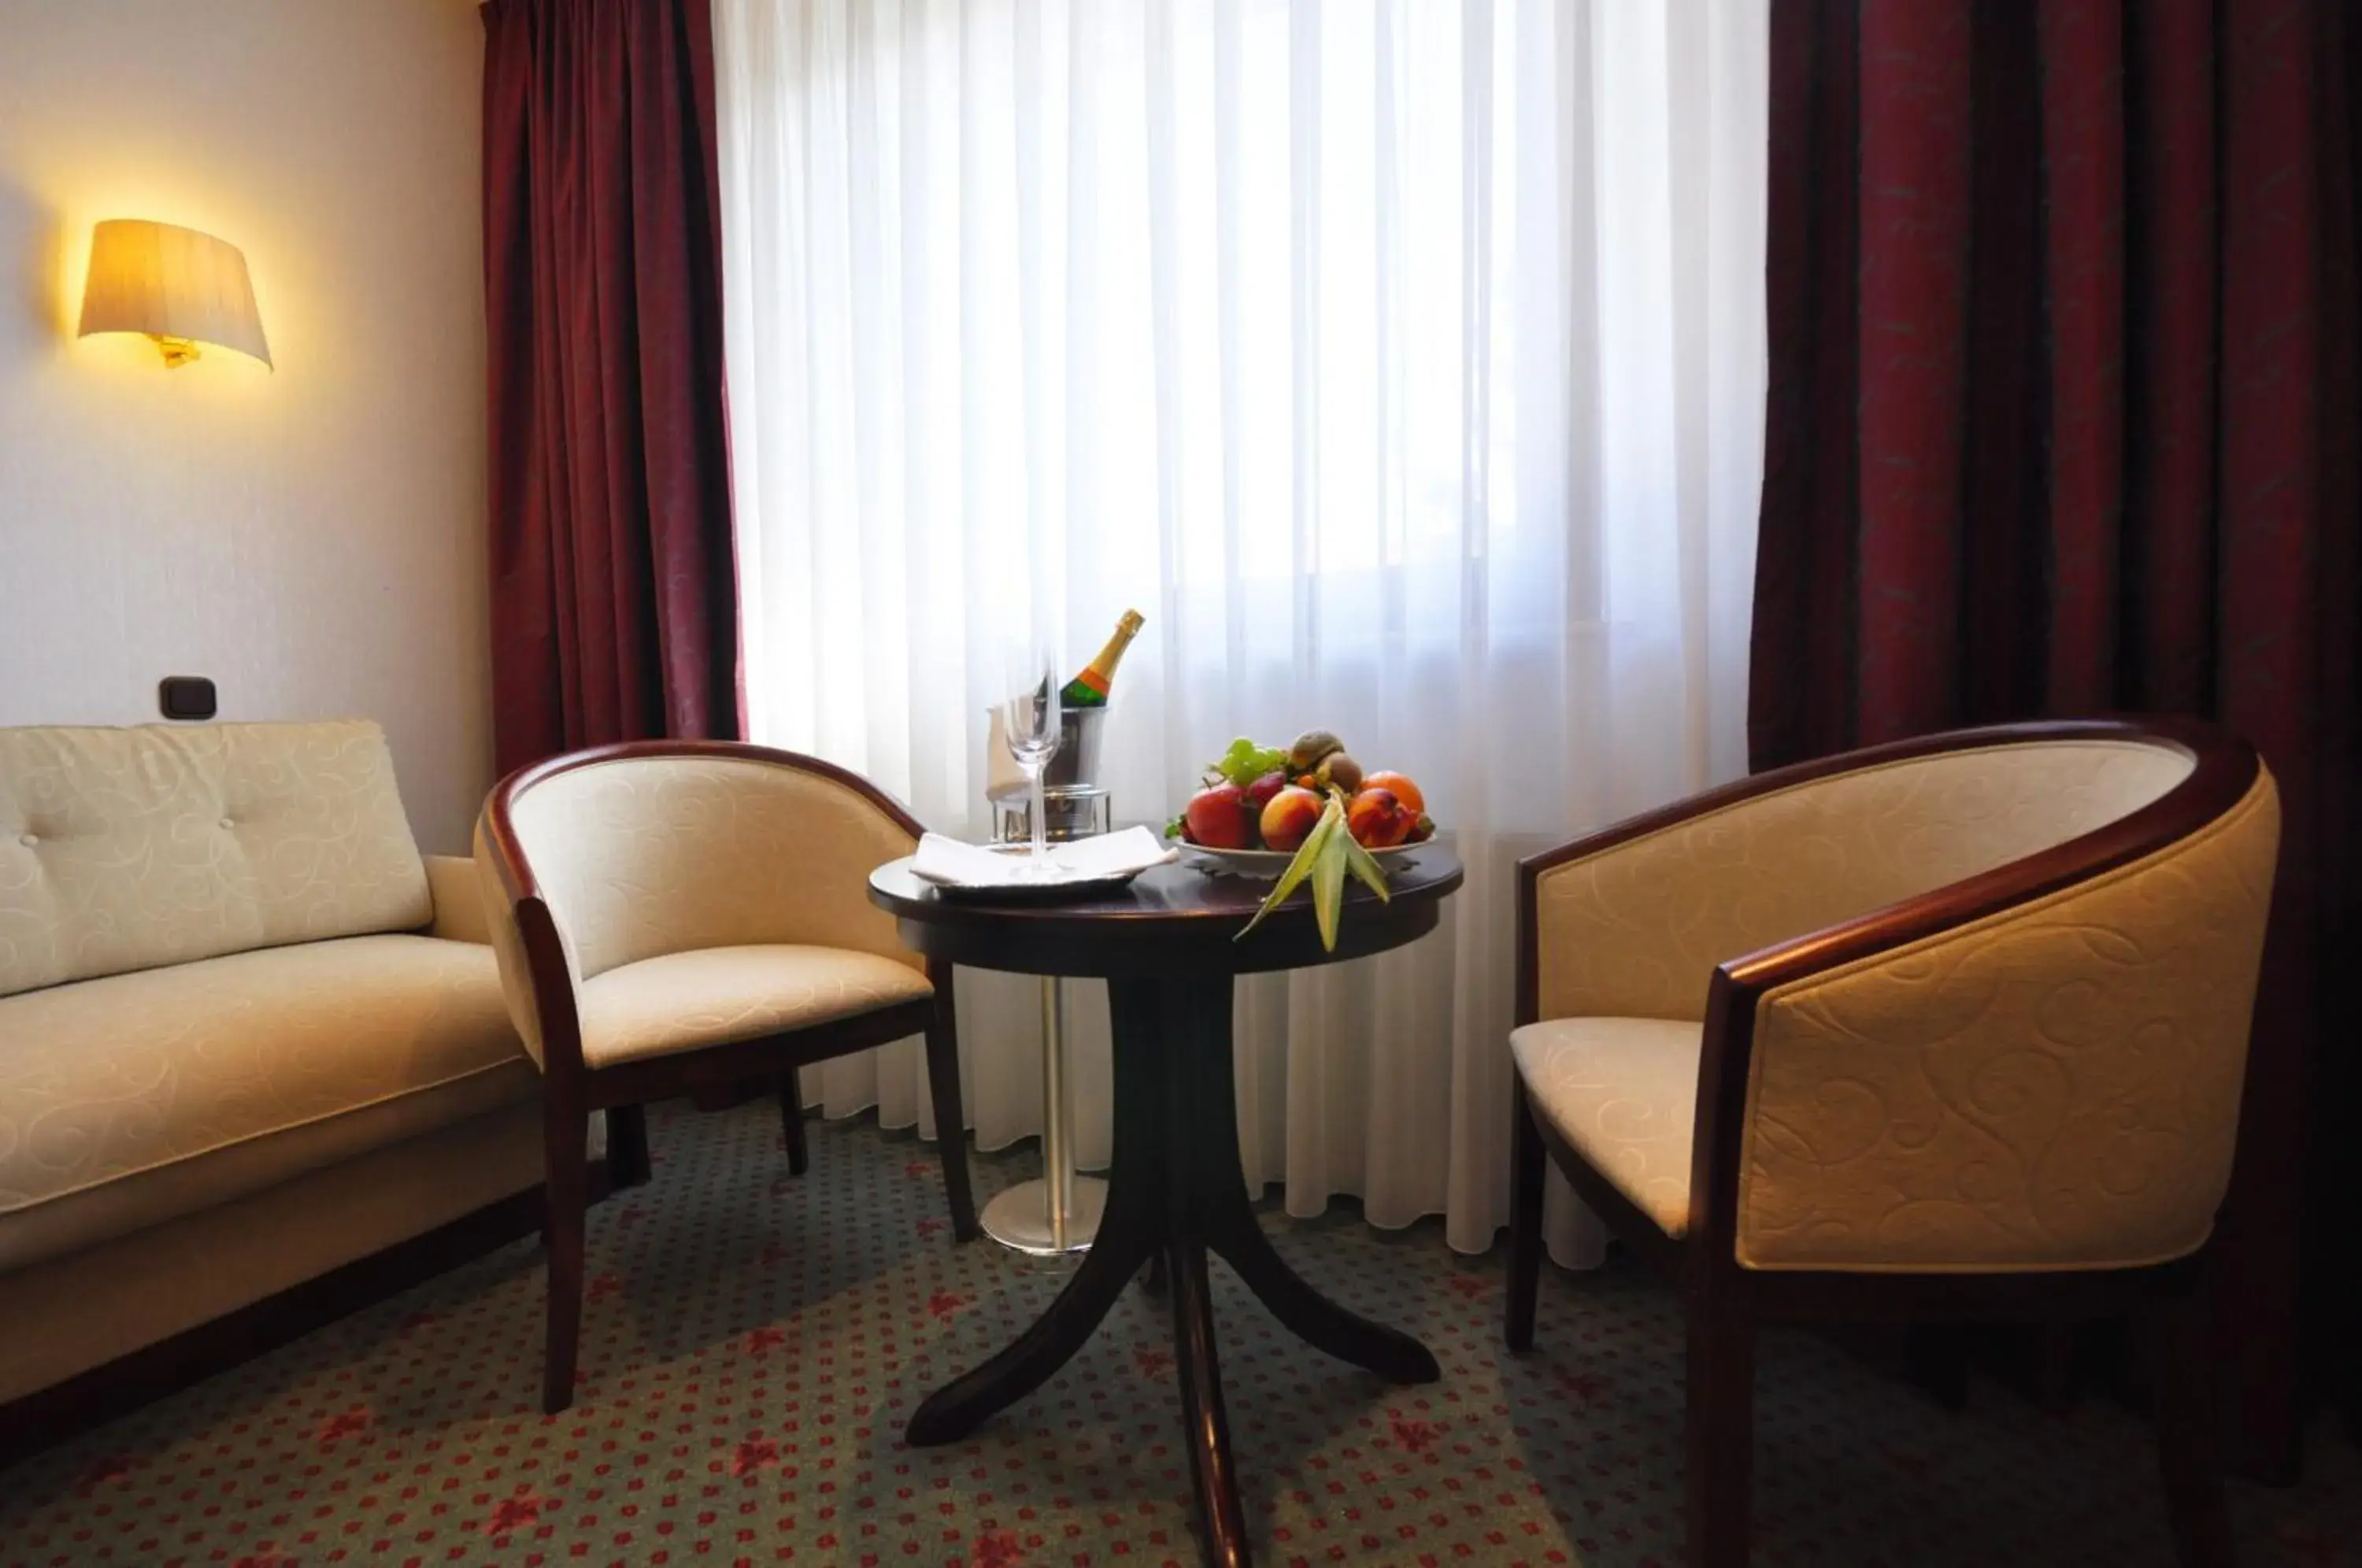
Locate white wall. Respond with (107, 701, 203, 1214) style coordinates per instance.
(0, 0, 491, 851)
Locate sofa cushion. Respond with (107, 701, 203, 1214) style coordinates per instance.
(0, 934, 534, 1272)
(0, 720, 431, 998)
(577, 944, 934, 1068)
(1511, 1016, 1703, 1237)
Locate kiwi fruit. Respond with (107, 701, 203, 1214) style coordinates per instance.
(1287, 729, 1345, 773)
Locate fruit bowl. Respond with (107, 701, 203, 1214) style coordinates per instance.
(1168, 732, 1436, 949)
(1170, 838, 1427, 882)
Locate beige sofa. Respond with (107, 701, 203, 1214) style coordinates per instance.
(0, 720, 549, 1425)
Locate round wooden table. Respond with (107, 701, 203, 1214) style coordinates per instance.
(868, 850, 1464, 1568)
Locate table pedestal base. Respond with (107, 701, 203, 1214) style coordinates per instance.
(906, 976, 1438, 1568)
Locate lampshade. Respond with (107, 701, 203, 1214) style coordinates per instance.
(77, 218, 272, 369)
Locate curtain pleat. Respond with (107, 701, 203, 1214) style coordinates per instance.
(1748, 0, 2362, 1477)
(482, 0, 742, 772)
(716, 0, 1768, 1267)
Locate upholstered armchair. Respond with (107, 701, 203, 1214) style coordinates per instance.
(476, 741, 978, 1414)
(1503, 719, 2279, 1568)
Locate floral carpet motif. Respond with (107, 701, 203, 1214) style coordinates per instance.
(3, 1102, 2356, 1566)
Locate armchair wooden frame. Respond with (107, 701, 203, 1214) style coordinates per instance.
(1504, 717, 2262, 1568)
(479, 740, 979, 1415)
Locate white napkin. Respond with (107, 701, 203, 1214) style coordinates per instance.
(909, 825, 1176, 888)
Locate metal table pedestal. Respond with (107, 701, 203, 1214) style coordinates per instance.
(979, 976, 1105, 1256)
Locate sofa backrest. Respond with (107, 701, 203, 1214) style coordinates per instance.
(0, 720, 431, 997)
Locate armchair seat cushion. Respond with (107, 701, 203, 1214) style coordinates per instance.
(576, 945, 933, 1068)
(1511, 1017, 1702, 1237)
(0, 935, 534, 1273)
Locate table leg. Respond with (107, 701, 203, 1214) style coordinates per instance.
(1168, 983, 1441, 1385)
(905, 1215, 1154, 1444)
(905, 977, 1170, 1446)
(1168, 1238, 1250, 1568)
(905, 972, 1437, 1568)
(1207, 1215, 1440, 1382)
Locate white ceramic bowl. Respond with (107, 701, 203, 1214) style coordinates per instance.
(1171, 838, 1429, 882)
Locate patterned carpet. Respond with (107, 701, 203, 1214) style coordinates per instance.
(4, 1100, 2356, 1568)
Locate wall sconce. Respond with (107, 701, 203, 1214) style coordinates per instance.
(76, 218, 272, 370)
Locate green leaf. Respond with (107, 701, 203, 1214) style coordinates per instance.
(1337, 827, 1394, 903)
(1324, 786, 1394, 904)
(1235, 798, 1340, 941)
(1310, 826, 1347, 950)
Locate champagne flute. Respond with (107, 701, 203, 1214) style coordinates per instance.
(995, 642, 1063, 864)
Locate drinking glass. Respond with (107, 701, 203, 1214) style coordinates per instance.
(995, 642, 1063, 862)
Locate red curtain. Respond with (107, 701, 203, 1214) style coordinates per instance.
(1749, 1, 2359, 1477)
(481, 0, 741, 775)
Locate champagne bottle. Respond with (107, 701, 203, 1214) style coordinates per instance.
(1060, 608, 1146, 708)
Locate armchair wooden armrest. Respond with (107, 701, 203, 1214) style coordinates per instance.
(472, 738, 978, 1416)
(1516, 716, 2266, 1261)
(1507, 716, 2275, 1568)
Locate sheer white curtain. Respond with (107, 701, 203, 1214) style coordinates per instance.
(714, 0, 1766, 1266)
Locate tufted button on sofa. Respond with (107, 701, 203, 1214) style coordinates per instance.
(0, 720, 550, 1432)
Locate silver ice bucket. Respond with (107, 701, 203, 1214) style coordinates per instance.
(987, 702, 1112, 797)
(996, 786, 1113, 845)
(985, 703, 1114, 842)
(1043, 703, 1109, 789)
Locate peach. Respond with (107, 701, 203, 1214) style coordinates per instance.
(1346, 787, 1413, 849)
(1183, 783, 1253, 849)
(1259, 786, 1325, 852)
(1359, 771, 1425, 815)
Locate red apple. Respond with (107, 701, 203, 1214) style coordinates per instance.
(1183, 782, 1253, 849)
(1243, 768, 1289, 810)
(1346, 787, 1413, 849)
(1259, 786, 1325, 852)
